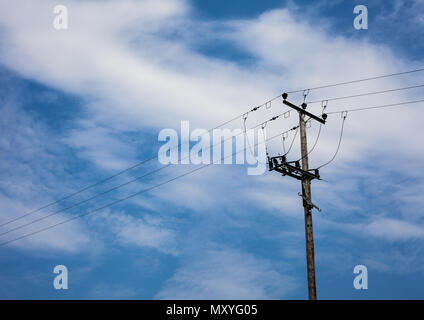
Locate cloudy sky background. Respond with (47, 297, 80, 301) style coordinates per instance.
(0, 0, 424, 299)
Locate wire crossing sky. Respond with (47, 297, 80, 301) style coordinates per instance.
(1, 0, 424, 300)
(2, 70, 423, 230)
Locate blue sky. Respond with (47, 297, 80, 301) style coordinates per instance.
(0, 0, 424, 299)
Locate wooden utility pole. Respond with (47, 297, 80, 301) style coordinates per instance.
(298, 109, 317, 300)
(267, 93, 326, 300)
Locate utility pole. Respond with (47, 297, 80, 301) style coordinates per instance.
(267, 93, 327, 300)
(298, 107, 317, 300)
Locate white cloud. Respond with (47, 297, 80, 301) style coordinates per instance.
(63, 120, 138, 171)
(0, 94, 90, 252)
(0, 194, 90, 252)
(90, 210, 177, 254)
(155, 248, 297, 299)
(0, 0, 423, 166)
(0, 0, 423, 277)
(359, 218, 424, 241)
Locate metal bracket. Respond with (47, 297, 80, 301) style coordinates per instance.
(268, 156, 321, 181)
(298, 192, 322, 212)
(306, 120, 312, 128)
(282, 96, 326, 124)
(265, 101, 272, 109)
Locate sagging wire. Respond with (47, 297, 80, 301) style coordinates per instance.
(283, 89, 319, 162)
(316, 111, 348, 169)
(282, 126, 299, 157)
(243, 113, 255, 160)
(294, 99, 328, 163)
(295, 100, 328, 163)
(281, 132, 287, 155)
(262, 122, 268, 157)
(295, 122, 322, 163)
(244, 112, 281, 164)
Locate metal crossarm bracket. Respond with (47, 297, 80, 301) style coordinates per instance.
(268, 156, 321, 181)
(298, 193, 322, 212)
(282, 96, 326, 124)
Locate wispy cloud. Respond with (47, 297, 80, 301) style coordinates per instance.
(356, 218, 424, 241)
(89, 210, 178, 255)
(0, 0, 424, 298)
(155, 248, 297, 299)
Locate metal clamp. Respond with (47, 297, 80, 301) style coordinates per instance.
(303, 89, 310, 101)
(298, 192, 322, 212)
(265, 101, 272, 109)
(321, 100, 328, 112)
(306, 120, 312, 128)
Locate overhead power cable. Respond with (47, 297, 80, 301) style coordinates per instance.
(0, 112, 289, 237)
(0, 130, 285, 247)
(294, 123, 322, 163)
(305, 84, 424, 105)
(282, 126, 299, 157)
(0, 95, 282, 229)
(0, 166, 169, 237)
(316, 113, 348, 169)
(326, 99, 424, 115)
(286, 68, 424, 94)
(4, 68, 424, 228)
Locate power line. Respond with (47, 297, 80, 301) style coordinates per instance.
(268, 95, 326, 300)
(4, 97, 423, 231)
(294, 123, 322, 163)
(0, 131, 284, 247)
(316, 113, 347, 169)
(5, 68, 424, 228)
(0, 156, 155, 228)
(287, 68, 424, 94)
(281, 125, 299, 157)
(0, 166, 207, 247)
(305, 84, 424, 105)
(312, 99, 424, 168)
(0, 166, 169, 237)
(326, 98, 424, 115)
(0, 112, 289, 236)
(0, 95, 282, 229)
